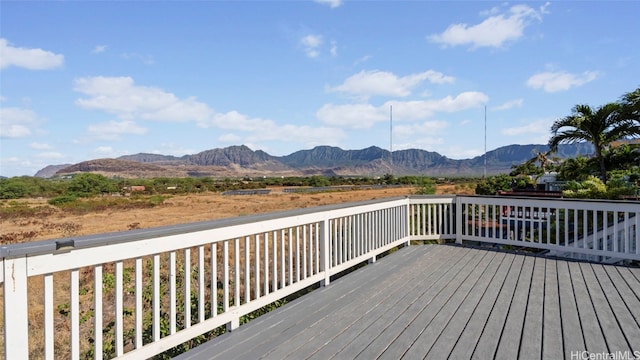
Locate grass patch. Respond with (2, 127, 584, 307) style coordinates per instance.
(55, 196, 170, 214)
(0, 200, 56, 220)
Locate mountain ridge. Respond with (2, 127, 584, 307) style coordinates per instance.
(35, 143, 594, 178)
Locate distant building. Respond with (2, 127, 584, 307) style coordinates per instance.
(610, 138, 640, 148)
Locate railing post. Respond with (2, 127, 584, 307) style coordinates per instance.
(320, 217, 331, 286)
(405, 200, 411, 246)
(3, 256, 30, 359)
(455, 196, 463, 244)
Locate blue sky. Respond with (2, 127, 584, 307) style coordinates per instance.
(1, 1, 639, 177)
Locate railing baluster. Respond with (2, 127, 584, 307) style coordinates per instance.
(255, 235, 260, 298)
(3, 257, 29, 360)
(135, 258, 143, 349)
(198, 246, 205, 323)
(152, 254, 160, 342)
(313, 223, 319, 274)
(288, 228, 293, 285)
(272, 232, 277, 292)
(94, 265, 103, 359)
(223, 240, 230, 311)
(115, 261, 124, 356)
(303, 224, 308, 277)
(331, 220, 337, 267)
(211, 243, 217, 317)
(70, 268, 80, 360)
(613, 212, 619, 253)
(235, 238, 241, 306)
(263, 233, 269, 294)
(280, 229, 287, 287)
(44, 273, 54, 360)
(184, 248, 191, 328)
(169, 251, 177, 334)
(245, 236, 251, 304)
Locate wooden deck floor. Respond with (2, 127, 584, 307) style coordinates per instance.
(175, 245, 640, 360)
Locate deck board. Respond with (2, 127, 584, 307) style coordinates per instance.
(423, 252, 507, 359)
(447, 253, 516, 359)
(493, 256, 534, 359)
(468, 254, 524, 359)
(556, 260, 585, 358)
(580, 262, 629, 351)
(543, 259, 564, 359)
(174, 245, 640, 360)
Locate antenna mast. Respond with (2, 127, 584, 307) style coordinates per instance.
(390, 105, 393, 175)
(483, 105, 487, 178)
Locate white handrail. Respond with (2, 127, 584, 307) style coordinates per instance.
(1, 195, 638, 359)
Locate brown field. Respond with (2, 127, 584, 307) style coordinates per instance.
(1, 184, 475, 244)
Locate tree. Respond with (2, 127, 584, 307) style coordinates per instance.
(619, 87, 640, 124)
(557, 156, 594, 181)
(549, 103, 640, 183)
(68, 173, 117, 197)
(475, 174, 513, 195)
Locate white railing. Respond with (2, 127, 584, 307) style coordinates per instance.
(456, 195, 640, 262)
(1, 195, 638, 359)
(0, 197, 420, 359)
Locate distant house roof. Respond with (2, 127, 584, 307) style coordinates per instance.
(611, 138, 640, 147)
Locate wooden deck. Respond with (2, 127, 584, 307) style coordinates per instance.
(175, 245, 640, 360)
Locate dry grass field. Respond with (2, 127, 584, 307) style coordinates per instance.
(1, 184, 474, 244)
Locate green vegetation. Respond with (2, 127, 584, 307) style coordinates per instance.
(0, 174, 442, 201)
(477, 86, 640, 199)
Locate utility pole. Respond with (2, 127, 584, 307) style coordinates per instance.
(484, 105, 487, 178)
(390, 105, 393, 176)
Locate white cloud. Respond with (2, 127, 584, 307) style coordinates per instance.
(526, 71, 598, 92)
(94, 146, 114, 155)
(394, 120, 449, 137)
(86, 120, 148, 141)
(316, 103, 387, 129)
(329, 70, 455, 99)
(317, 91, 488, 129)
(354, 55, 372, 65)
(0, 107, 42, 138)
(245, 124, 345, 148)
(92, 45, 108, 54)
(492, 99, 524, 111)
(74, 76, 345, 151)
(214, 114, 346, 148)
(301, 34, 323, 58)
(389, 91, 489, 120)
(74, 76, 213, 124)
(428, 3, 549, 49)
(330, 41, 338, 57)
(30, 142, 53, 150)
(210, 111, 276, 131)
(446, 146, 484, 159)
(219, 133, 243, 143)
(315, 0, 342, 8)
(501, 118, 553, 144)
(120, 52, 155, 65)
(35, 151, 64, 159)
(151, 143, 195, 157)
(0, 38, 64, 70)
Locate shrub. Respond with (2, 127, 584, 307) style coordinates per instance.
(48, 195, 78, 206)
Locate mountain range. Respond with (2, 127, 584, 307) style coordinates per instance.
(35, 143, 594, 178)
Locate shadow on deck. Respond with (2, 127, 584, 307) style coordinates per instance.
(176, 245, 640, 359)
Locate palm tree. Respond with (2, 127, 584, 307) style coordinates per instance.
(549, 103, 640, 183)
(620, 87, 640, 123)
